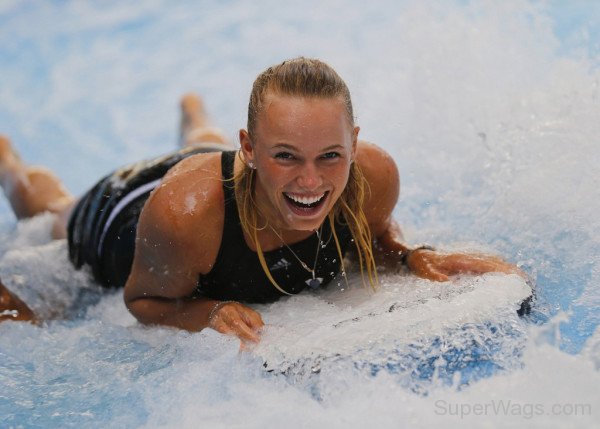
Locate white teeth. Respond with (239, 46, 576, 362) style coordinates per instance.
(285, 192, 325, 205)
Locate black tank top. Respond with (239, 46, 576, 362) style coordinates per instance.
(195, 151, 353, 303)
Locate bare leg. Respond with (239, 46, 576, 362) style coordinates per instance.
(0, 135, 74, 239)
(179, 93, 232, 148)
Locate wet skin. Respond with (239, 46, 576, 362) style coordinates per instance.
(0, 94, 524, 337)
(240, 94, 358, 238)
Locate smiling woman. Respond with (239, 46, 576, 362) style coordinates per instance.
(237, 61, 378, 295)
(0, 57, 522, 342)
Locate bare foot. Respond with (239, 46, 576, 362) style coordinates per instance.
(0, 135, 74, 219)
(180, 93, 208, 144)
(179, 93, 229, 147)
(0, 135, 21, 174)
(181, 93, 207, 128)
(0, 280, 36, 323)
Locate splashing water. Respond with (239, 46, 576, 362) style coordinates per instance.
(1, 1, 599, 428)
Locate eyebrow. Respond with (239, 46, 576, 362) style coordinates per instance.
(272, 143, 345, 152)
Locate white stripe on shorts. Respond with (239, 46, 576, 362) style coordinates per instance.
(96, 178, 162, 256)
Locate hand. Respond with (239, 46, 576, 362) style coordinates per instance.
(207, 301, 264, 344)
(0, 281, 36, 323)
(406, 249, 525, 282)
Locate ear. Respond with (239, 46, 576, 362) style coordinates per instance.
(239, 129, 254, 163)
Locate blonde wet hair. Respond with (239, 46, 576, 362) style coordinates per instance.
(235, 57, 378, 293)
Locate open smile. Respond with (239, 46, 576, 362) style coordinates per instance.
(283, 191, 329, 215)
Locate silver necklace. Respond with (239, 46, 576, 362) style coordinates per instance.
(270, 225, 329, 289)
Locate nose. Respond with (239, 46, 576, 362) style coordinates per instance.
(296, 163, 322, 191)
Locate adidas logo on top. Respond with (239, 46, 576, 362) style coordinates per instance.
(270, 258, 292, 271)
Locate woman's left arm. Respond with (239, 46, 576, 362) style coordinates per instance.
(357, 141, 524, 281)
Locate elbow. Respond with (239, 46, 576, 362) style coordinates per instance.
(125, 297, 147, 322)
(123, 286, 140, 316)
(123, 281, 155, 324)
(123, 276, 148, 319)
(125, 297, 164, 326)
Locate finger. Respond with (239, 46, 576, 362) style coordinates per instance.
(406, 251, 444, 279)
(211, 319, 233, 336)
(446, 255, 516, 275)
(226, 305, 262, 331)
(423, 269, 450, 282)
(444, 258, 496, 274)
(442, 254, 528, 280)
(212, 308, 260, 343)
(213, 319, 259, 344)
(411, 261, 450, 282)
(242, 309, 264, 330)
(231, 318, 261, 343)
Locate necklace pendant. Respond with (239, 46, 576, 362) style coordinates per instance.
(306, 277, 323, 289)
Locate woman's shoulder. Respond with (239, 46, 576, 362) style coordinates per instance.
(356, 141, 396, 167)
(135, 151, 227, 272)
(141, 151, 226, 235)
(355, 141, 400, 233)
(356, 141, 399, 193)
(163, 150, 224, 185)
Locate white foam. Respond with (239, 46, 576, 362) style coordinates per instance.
(0, 214, 98, 319)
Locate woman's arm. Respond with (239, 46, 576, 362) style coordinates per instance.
(357, 141, 523, 280)
(375, 219, 523, 280)
(123, 154, 263, 342)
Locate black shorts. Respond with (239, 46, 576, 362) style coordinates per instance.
(67, 143, 229, 288)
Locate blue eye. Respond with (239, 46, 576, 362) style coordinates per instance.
(274, 152, 295, 160)
(321, 152, 341, 159)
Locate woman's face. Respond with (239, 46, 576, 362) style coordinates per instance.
(240, 94, 358, 232)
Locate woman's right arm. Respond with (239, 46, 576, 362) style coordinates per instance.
(123, 155, 263, 342)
